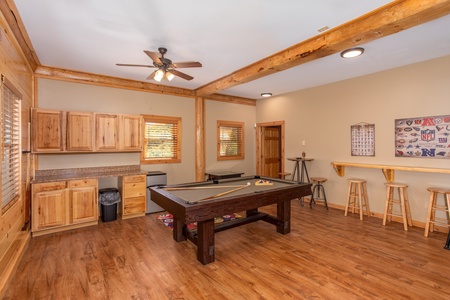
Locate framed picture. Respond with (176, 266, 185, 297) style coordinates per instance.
(395, 115, 450, 159)
(351, 123, 375, 156)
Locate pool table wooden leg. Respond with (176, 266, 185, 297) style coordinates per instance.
(196, 219, 215, 265)
(172, 218, 186, 242)
(277, 200, 291, 234)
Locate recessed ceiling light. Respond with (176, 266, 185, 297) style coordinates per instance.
(340, 47, 365, 58)
(261, 93, 272, 97)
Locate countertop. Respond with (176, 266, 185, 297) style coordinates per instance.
(32, 165, 148, 183)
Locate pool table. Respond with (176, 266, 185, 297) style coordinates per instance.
(150, 175, 312, 264)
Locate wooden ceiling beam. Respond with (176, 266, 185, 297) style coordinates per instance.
(0, 0, 40, 70)
(35, 66, 197, 97)
(35, 66, 257, 104)
(206, 94, 256, 106)
(195, 0, 450, 97)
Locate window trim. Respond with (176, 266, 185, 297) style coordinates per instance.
(217, 120, 245, 161)
(141, 114, 182, 164)
(1, 75, 22, 214)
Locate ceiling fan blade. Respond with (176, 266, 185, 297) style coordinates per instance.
(172, 61, 202, 68)
(116, 63, 155, 68)
(170, 69, 194, 81)
(146, 70, 157, 80)
(144, 50, 162, 64)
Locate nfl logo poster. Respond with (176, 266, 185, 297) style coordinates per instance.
(395, 115, 450, 159)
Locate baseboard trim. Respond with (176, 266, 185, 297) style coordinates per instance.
(307, 200, 449, 233)
(0, 229, 30, 298)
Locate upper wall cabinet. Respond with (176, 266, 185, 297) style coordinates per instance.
(120, 114, 142, 151)
(32, 108, 65, 152)
(67, 111, 94, 151)
(31, 108, 142, 153)
(95, 113, 119, 151)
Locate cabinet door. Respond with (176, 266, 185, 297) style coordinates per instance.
(120, 115, 141, 150)
(32, 189, 69, 231)
(123, 175, 146, 198)
(31, 108, 64, 152)
(70, 186, 98, 223)
(123, 196, 146, 215)
(95, 114, 119, 150)
(67, 112, 94, 151)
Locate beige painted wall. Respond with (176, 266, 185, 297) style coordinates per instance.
(36, 78, 256, 183)
(205, 100, 256, 176)
(256, 55, 450, 225)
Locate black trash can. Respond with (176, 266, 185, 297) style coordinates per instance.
(99, 188, 121, 222)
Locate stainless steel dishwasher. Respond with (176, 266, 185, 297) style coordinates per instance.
(146, 171, 167, 213)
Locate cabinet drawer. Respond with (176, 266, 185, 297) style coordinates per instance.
(123, 175, 145, 184)
(67, 179, 97, 188)
(123, 181, 146, 198)
(123, 196, 146, 215)
(32, 181, 66, 193)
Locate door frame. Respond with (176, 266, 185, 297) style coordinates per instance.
(255, 121, 285, 176)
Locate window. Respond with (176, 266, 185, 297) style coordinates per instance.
(141, 115, 181, 164)
(1, 76, 21, 212)
(217, 120, 244, 160)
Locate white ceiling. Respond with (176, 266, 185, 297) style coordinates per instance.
(14, 0, 450, 99)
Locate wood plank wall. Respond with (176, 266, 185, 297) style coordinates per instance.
(0, 8, 34, 297)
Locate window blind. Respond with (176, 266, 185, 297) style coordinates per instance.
(219, 125, 243, 156)
(144, 120, 178, 159)
(1, 80, 21, 209)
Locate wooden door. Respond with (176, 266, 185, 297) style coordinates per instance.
(95, 114, 119, 150)
(70, 186, 98, 223)
(31, 108, 64, 152)
(262, 126, 281, 178)
(66, 111, 94, 151)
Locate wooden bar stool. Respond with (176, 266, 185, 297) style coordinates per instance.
(279, 172, 291, 180)
(344, 178, 370, 220)
(310, 177, 328, 210)
(424, 187, 450, 237)
(382, 182, 412, 231)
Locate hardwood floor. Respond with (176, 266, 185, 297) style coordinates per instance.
(4, 202, 450, 299)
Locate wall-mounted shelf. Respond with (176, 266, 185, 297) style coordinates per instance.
(331, 162, 450, 182)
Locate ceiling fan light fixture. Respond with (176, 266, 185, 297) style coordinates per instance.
(261, 93, 272, 97)
(340, 47, 365, 58)
(165, 71, 175, 81)
(154, 69, 164, 82)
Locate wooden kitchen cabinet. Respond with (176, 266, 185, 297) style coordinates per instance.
(66, 111, 94, 151)
(31, 108, 65, 152)
(32, 181, 69, 232)
(32, 108, 141, 153)
(119, 174, 146, 219)
(32, 179, 98, 236)
(67, 179, 98, 224)
(120, 114, 142, 150)
(95, 113, 119, 150)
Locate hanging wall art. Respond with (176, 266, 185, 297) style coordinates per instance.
(395, 115, 450, 159)
(351, 123, 375, 156)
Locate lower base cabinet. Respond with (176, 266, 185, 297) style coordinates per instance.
(32, 179, 98, 236)
(119, 174, 146, 219)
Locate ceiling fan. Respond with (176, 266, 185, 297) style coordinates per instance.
(116, 47, 202, 82)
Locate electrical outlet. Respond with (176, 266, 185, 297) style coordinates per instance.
(302, 140, 306, 146)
